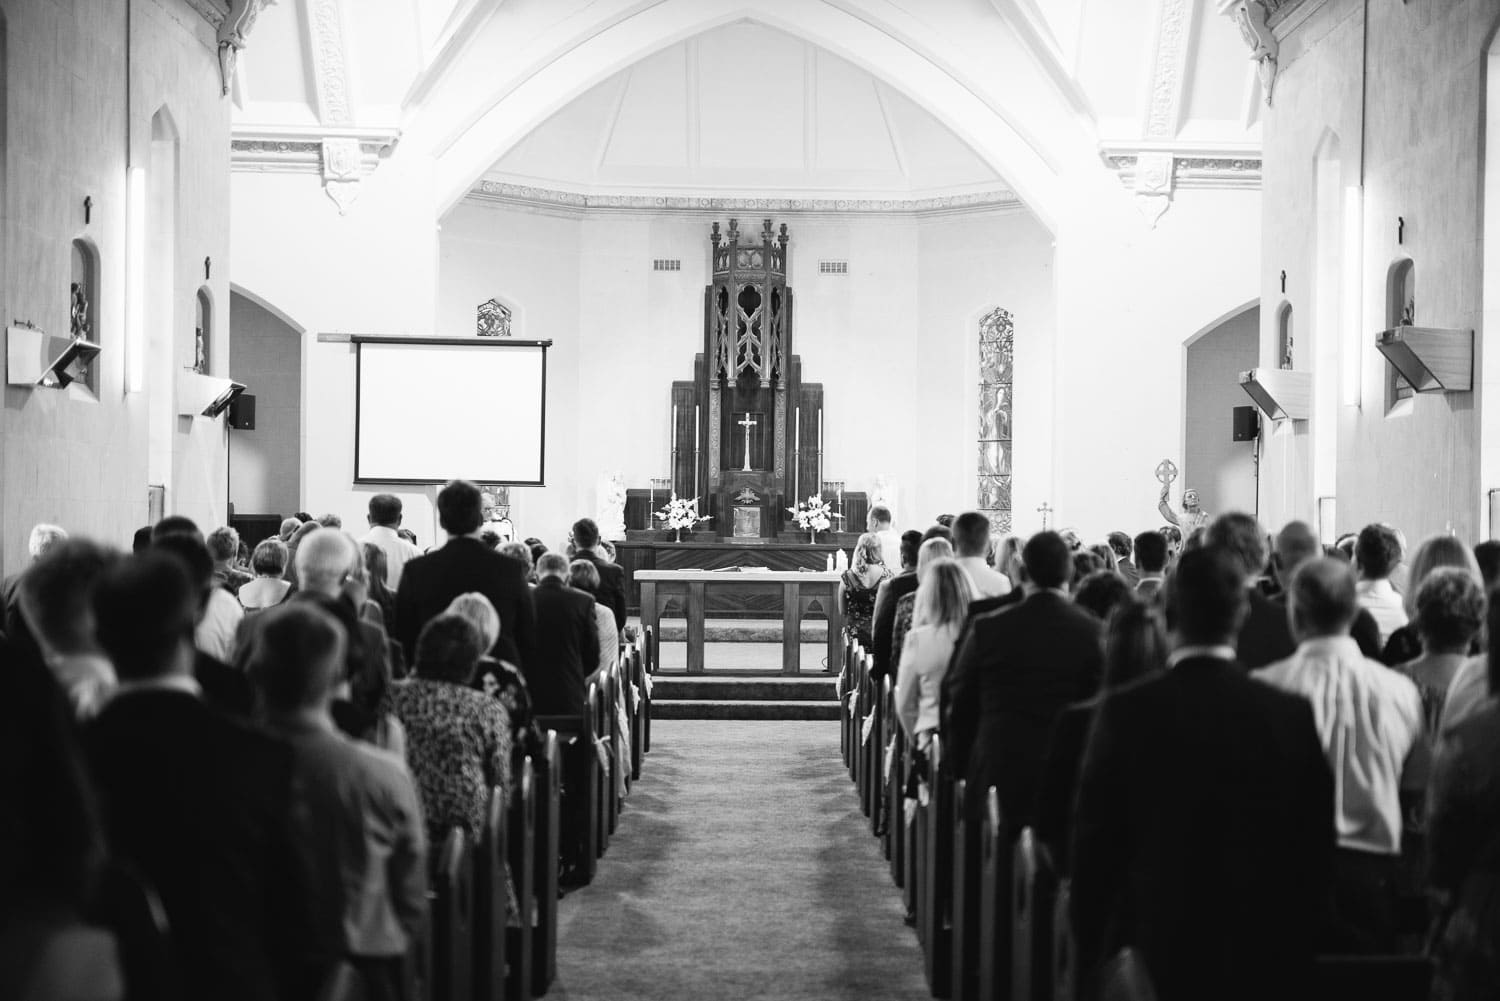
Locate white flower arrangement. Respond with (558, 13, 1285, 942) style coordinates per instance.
(655, 494, 711, 533)
(787, 495, 836, 533)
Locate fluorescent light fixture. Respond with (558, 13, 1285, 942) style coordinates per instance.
(126, 167, 146, 393)
(1341, 185, 1363, 407)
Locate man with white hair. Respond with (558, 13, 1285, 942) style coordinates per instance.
(18, 538, 120, 717)
(2, 522, 71, 669)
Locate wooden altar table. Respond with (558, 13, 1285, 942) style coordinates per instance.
(635, 568, 844, 675)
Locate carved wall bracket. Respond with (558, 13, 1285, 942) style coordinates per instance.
(216, 0, 275, 97)
(1229, 1, 1280, 106)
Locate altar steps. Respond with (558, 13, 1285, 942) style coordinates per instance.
(652, 675, 840, 721)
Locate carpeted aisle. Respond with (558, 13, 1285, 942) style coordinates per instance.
(550, 720, 929, 1001)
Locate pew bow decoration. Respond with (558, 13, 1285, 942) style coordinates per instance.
(656, 494, 711, 542)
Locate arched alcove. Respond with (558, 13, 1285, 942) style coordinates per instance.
(228, 286, 303, 518)
(1182, 301, 1259, 519)
(1277, 301, 1294, 370)
(194, 286, 212, 374)
(1385, 257, 1415, 411)
(70, 238, 101, 395)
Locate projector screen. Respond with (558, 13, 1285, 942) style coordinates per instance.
(355, 338, 549, 484)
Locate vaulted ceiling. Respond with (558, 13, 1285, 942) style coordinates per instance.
(231, 0, 1264, 221)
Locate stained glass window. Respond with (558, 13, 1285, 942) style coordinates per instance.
(978, 307, 1013, 533)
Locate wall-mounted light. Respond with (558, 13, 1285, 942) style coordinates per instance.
(1280, 269, 1287, 294)
(1397, 216, 1405, 245)
(84, 196, 93, 225)
(204, 256, 211, 281)
(1341, 186, 1364, 407)
(126, 168, 146, 393)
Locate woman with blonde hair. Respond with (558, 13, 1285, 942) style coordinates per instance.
(840, 531, 893, 648)
(446, 591, 541, 756)
(894, 557, 975, 746)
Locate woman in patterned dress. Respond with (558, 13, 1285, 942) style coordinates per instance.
(840, 533, 893, 649)
(387, 614, 514, 853)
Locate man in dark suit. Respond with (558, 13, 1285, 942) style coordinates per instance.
(870, 530, 922, 682)
(86, 551, 309, 1001)
(569, 517, 626, 632)
(152, 532, 255, 718)
(531, 551, 601, 882)
(529, 552, 600, 717)
(946, 530, 1103, 831)
(1108, 530, 1140, 586)
(1071, 546, 1334, 1001)
(1133, 530, 1168, 601)
(396, 479, 536, 670)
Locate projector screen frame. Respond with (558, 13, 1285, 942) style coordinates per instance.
(351, 334, 553, 486)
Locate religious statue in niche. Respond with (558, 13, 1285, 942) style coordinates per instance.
(476, 298, 512, 337)
(194, 324, 208, 375)
(69, 282, 91, 340)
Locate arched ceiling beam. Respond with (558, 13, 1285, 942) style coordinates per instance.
(405, 0, 1111, 231)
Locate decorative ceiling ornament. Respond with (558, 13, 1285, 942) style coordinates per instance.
(1231, 1, 1280, 107)
(1133, 152, 1176, 229)
(321, 138, 361, 214)
(216, 0, 275, 98)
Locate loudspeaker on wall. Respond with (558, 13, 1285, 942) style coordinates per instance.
(1232, 405, 1259, 442)
(228, 394, 256, 430)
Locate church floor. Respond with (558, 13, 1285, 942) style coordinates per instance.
(550, 721, 930, 1000)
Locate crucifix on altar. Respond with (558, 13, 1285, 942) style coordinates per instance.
(737, 413, 758, 471)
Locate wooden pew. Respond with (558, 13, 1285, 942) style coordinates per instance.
(627, 644, 644, 782)
(922, 735, 954, 999)
(951, 778, 979, 1001)
(1052, 881, 1076, 1001)
(840, 636, 855, 770)
(886, 680, 905, 885)
(977, 788, 1005, 1001)
(642, 625, 654, 754)
(591, 672, 614, 853)
(474, 787, 509, 1001)
(868, 670, 886, 837)
(531, 733, 562, 996)
(1011, 827, 1055, 1001)
(430, 827, 474, 1001)
(506, 758, 536, 1001)
(538, 682, 601, 883)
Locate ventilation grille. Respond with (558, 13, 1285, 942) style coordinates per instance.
(819, 260, 849, 275)
(652, 259, 681, 272)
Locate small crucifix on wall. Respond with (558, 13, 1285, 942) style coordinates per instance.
(737, 413, 758, 472)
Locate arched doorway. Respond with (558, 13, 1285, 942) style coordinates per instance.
(1183, 304, 1260, 519)
(228, 287, 304, 520)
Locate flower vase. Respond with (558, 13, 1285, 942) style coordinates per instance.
(809, 529, 817, 545)
(675, 528, 683, 543)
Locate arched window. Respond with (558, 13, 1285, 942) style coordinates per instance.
(977, 307, 1014, 532)
(70, 238, 100, 394)
(194, 286, 212, 374)
(1277, 302, 1294, 370)
(1387, 258, 1415, 408)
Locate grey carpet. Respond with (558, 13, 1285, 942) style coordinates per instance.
(550, 721, 929, 1001)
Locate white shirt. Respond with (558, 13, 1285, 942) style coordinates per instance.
(196, 588, 244, 663)
(874, 528, 902, 572)
(360, 525, 422, 591)
(957, 555, 1012, 599)
(1356, 578, 1408, 646)
(1258, 636, 1423, 854)
(895, 623, 960, 739)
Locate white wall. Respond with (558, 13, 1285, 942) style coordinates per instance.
(0, 0, 231, 573)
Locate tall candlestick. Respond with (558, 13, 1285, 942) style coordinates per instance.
(672, 404, 678, 452)
(794, 407, 801, 499)
(694, 405, 701, 497)
(818, 408, 824, 497)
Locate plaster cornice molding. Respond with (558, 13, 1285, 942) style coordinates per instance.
(302, 0, 367, 211)
(230, 135, 390, 178)
(466, 179, 1023, 218)
(1107, 152, 1262, 192)
(184, 0, 228, 27)
(1144, 0, 1195, 140)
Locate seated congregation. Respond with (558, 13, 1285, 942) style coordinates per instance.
(838, 510, 1500, 1001)
(0, 480, 652, 1001)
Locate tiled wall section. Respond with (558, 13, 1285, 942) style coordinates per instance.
(0, 0, 230, 574)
